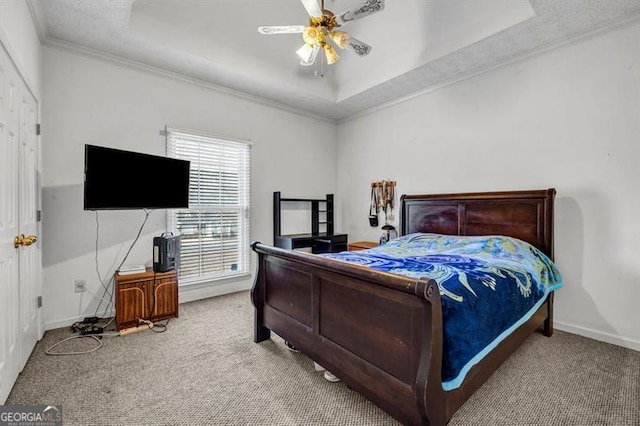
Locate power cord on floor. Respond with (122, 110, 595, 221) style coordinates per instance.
(44, 332, 119, 356)
(45, 316, 169, 356)
(148, 318, 170, 333)
(45, 335, 102, 356)
(46, 209, 155, 356)
(45, 316, 117, 356)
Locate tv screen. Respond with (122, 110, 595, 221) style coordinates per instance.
(84, 144, 190, 210)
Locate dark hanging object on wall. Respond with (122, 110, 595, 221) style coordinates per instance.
(369, 185, 379, 227)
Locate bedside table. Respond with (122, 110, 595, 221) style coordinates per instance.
(114, 268, 178, 330)
(347, 241, 379, 251)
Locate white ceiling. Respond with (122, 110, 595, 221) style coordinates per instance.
(28, 0, 640, 121)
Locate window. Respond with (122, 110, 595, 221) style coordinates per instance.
(167, 129, 251, 284)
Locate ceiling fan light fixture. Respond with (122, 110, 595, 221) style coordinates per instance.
(258, 0, 384, 67)
(324, 43, 339, 65)
(303, 26, 325, 44)
(302, 44, 321, 66)
(296, 43, 319, 65)
(330, 31, 350, 49)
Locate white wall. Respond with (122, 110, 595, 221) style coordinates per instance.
(337, 21, 640, 350)
(42, 46, 337, 329)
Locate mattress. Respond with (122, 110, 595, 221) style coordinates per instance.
(322, 233, 563, 390)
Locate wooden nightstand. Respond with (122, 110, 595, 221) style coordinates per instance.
(347, 241, 379, 251)
(114, 268, 178, 330)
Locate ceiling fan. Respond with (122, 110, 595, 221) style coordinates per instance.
(258, 0, 385, 66)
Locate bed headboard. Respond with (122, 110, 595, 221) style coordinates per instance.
(400, 189, 556, 259)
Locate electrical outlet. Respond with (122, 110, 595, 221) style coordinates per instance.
(74, 280, 86, 293)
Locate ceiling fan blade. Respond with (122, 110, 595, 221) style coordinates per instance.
(300, 0, 322, 17)
(258, 25, 305, 35)
(347, 36, 372, 57)
(335, 0, 385, 25)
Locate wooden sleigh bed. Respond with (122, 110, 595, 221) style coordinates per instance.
(251, 189, 557, 425)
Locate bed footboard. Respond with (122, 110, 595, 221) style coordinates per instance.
(251, 242, 446, 425)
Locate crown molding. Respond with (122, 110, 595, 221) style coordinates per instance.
(25, 0, 46, 44)
(43, 36, 338, 125)
(338, 11, 640, 125)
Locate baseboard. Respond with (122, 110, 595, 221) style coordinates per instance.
(555, 321, 640, 352)
(43, 279, 252, 331)
(45, 310, 115, 331)
(178, 277, 253, 304)
(44, 306, 639, 353)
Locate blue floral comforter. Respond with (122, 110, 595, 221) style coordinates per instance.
(322, 233, 563, 391)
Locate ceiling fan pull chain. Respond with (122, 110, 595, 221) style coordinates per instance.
(314, 53, 325, 78)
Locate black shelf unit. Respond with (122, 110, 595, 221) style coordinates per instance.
(273, 192, 347, 254)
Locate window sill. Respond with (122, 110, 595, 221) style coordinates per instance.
(178, 272, 252, 289)
(178, 273, 253, 304)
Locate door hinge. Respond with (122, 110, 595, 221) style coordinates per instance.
(36, 123, 41, 136)
(36, 210, 42, 222)
(37, 296, 42, 308)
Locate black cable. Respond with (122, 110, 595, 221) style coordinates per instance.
(146, 271, 172, 333)
(146, 318, 169, 333)
(93, 209, 152, 319)
(147, 271, 157, 321)
(93, 211, 111, 317)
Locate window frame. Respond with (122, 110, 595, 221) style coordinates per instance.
(166, 127, 251, 286)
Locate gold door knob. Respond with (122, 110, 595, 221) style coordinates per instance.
(14, 234, 38, 249)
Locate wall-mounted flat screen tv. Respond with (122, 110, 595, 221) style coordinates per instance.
(84, 144, 190, 210)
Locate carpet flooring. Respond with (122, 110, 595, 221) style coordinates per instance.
(7, 291, 640, 425)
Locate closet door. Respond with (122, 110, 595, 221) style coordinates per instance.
(0, 41, 40, 403)
(0, 43, 21, 404)
(18, 81, 39, 370)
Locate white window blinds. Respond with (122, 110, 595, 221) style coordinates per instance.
(166, 129, 251, 284)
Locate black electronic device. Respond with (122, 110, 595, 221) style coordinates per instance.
(153, 233, 181, 272)
(84, 144, 190, 210)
